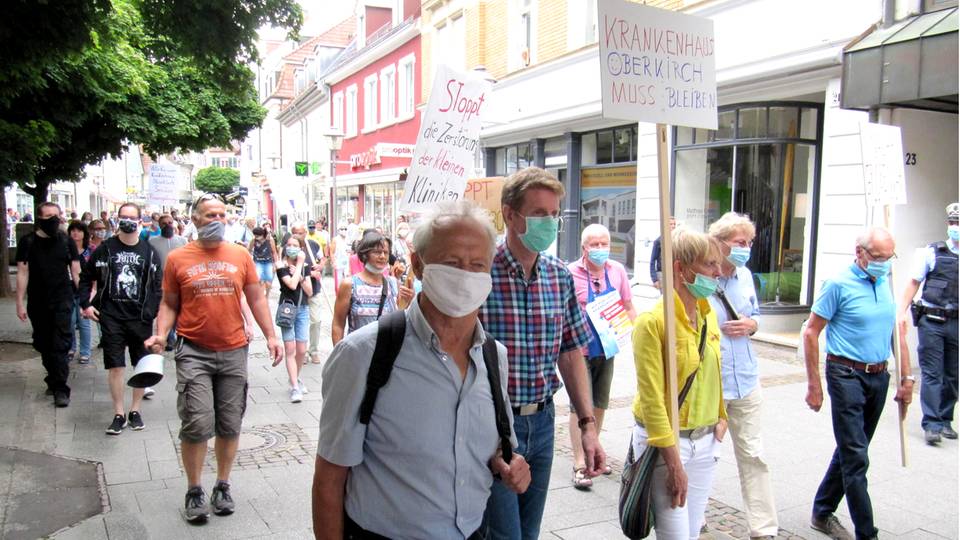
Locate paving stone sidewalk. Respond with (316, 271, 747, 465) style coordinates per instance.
(0, 280, 955, 539)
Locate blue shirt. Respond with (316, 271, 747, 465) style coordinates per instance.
(709, 266, 761, 400)
(811, 263, 895, 363)
(317, 298, 515, 539)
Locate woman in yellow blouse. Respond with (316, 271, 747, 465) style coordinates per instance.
(632, 227, 727, 539)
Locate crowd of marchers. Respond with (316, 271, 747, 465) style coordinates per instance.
(11, 169, 957, 540)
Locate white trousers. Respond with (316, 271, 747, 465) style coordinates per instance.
(726, 387, 779, 537)
(632, 424, 718, 540)
(307, 293, 325, 356)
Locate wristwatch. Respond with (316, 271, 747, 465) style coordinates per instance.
(902, 375, 916, 383)
(577, 416, 596, 429)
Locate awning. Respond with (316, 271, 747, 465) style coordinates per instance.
(841, 7, 958, 112)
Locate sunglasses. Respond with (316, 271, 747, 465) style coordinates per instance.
(193, 193, 224, 207)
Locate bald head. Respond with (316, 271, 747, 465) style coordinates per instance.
(856, 227, 895, 252)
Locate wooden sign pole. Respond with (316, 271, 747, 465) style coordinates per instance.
(883, 204, 909, 467)
(655, 123, 680, 436)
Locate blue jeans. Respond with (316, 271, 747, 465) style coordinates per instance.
(280, 305, 310, 343)
(918, 315, 959, 432)
(813, 361, 889, 540)
(482, 402, 554, 540)
(71, 301, 92, 358)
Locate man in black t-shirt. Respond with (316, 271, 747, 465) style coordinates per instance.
(15, 202, 81, 407)
(78, 202, 162, 435)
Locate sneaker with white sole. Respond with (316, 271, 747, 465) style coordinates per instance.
(210, 480, 235, 515)
(184, 486, 210, 523)
(289, 386, 303, 403)
(143, 387, 155, 399)
(297, 378, 308, 394)
(127, 410, 145, 431)
(105, 414, 126, 435)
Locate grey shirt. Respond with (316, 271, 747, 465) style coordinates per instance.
(148, 235, 187, 269)
(317, 298, 515, 539)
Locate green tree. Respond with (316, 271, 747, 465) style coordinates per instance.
(195, 166, 241, 194)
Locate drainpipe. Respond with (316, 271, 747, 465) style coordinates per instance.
(881, 0, 895, 28)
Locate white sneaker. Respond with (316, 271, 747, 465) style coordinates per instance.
(289, 387, 303, 403)
(143, 387, 155, 399)
(297, 378, 308, 394)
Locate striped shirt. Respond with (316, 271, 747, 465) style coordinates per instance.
(348, 275, 398, 333)
(479, 243, 592, 406)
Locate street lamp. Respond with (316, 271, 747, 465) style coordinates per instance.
(324, 130, 344, 236)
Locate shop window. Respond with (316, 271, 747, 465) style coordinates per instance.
(614, 128, 632, 162)
(364, 183, 397, 236)
(596, 131, 613, 164)
(673, 102, 822, 309)
(495, 148, 506, 176)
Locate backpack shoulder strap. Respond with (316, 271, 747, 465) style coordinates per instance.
(358, 309, 407, 425)
(482, 332, 513, 463)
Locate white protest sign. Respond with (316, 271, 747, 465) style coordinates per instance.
(597, 0, 717, 129)
(398, 64, 493, 213)
(859, 122, 907, 206)
(148, 164, 179, 206)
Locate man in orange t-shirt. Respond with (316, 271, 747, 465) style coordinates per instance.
(146, 194, 282, 524)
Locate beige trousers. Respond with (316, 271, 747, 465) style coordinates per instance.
(307, 293, 324, 356)
(726, 387, 779, 538)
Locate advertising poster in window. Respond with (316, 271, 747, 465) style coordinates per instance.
(580, 165, 636, 274)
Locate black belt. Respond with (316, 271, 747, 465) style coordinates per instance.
(826, 354, 888, 374)
(344, 513, 482, 539)
(512, 398, 552, 416)
(921, 305, 959, 319)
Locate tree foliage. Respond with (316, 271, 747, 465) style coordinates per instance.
(195, 166, 241, 194)
(0, 0, 302, 204)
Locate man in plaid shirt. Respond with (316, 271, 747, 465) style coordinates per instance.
(480, 167, 607, 539)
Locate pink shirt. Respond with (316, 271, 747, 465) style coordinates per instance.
(567, 257, 632, 308)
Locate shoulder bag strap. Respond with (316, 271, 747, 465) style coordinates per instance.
(482, 332, 513, 463)
(714, 287, 740, 321)
(677, 319, 709, 407)
(376, 280, 389, 317)
(358, 310, 407, 425)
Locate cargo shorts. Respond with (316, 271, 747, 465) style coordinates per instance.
(175, 337, 249, 443)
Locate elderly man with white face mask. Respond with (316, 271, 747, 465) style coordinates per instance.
(313, 200, 530, 540)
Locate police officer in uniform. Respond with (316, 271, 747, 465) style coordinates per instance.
(899, 203, 959, 445)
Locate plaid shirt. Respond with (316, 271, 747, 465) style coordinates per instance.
(479, 243, 592, 405)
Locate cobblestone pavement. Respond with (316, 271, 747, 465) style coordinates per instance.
(0, 281, 955, 539)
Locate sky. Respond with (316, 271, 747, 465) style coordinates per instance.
(259, 0, 358, 41)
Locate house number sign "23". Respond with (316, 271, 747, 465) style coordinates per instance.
(904, 152, 917, 166)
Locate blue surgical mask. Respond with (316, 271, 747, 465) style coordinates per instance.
(948, 225, 959, 242)
(519, 216, 559, 253)
(684, 272, 719, 299)
(727, 246, 751, 267)
(865, 260, 891, 279)
(587, 248, 609, 265)
(285, 247, 301, 259)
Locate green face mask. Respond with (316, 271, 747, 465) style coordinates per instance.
(684, 271, 719, 299)
(519, 216, 559, 253)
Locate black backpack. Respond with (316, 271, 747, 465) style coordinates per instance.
(358, 310, 513, 462)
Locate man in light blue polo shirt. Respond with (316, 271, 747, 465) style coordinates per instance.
(312, 201, 530, 539)
(802, 227, 914, 540)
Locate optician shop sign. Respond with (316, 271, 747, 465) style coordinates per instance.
(350, 143, 416, 170)
(597, 0, 717, 129)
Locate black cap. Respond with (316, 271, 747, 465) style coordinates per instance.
(308, 220, 316, 228)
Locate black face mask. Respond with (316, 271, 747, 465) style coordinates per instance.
(161, 224, 175, 238)
(37, 216, 61, 237)
(118, 218, 138, 234)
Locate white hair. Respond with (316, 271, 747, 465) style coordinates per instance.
(855, 226, 893, 250)
(581, 223, 610, 245)
(411, 200, 497, 259)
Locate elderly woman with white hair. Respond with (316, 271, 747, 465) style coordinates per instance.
(314, 200, 530, 539)
(707, 212, 778, 539)
(566, 223, 636, 489)
(631, 227, 727, 539)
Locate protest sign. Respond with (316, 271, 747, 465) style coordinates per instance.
(860, 122, 907, 206)
(597, 0, 717, 129)
(584, 290, 634, 358)
(148, 164, 179, 206)
(463, 177, 504, 233)
(398, 64, 493, 213)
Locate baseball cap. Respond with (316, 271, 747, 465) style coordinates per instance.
(947, 203, 959, 221)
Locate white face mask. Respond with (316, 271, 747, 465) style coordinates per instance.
(421, 264, 492, 318)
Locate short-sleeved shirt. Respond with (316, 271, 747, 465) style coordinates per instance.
(567, 257, 632, 308)
(148, 235, 187, 269)
(912, 241, 959, 308)
(16, 232, 80, 304)
(709, 266, 762, 400)
(317, 298, 514, 539)
(163, 241, 258, 351)
(97, 239, 156, 321)
(277, 264, 308, 306)
(348, 275, 398, 332)
(811, 263, 895, 363)
(479, 244, 592, 406)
